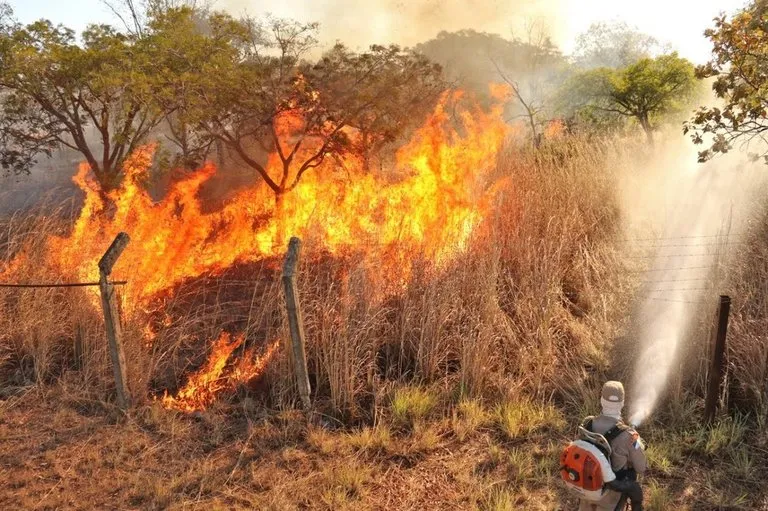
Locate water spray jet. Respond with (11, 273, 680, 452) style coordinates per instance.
(622, 139, 762, 426)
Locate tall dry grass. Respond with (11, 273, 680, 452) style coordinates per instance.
(264, 136, 632, 418)
(0, 135, 704, 421)
(723, 192, 768, 410)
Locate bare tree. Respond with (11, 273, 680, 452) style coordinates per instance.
(100, 0, 212, 37)
(491, 20, 563, 147)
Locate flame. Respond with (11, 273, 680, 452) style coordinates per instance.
(12, 89, 510, 310)
(1, 87, 511, 409)
(544, 119, 566, 139)
(161, 333, 279, 412)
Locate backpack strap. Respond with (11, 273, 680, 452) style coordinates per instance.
(603, 421, 630, 443)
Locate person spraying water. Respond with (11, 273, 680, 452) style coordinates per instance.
(560, 381, 647, 511)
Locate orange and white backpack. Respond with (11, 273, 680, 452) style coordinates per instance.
(559, 419, 628, 501)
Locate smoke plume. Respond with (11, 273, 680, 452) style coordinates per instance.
(218, 0, 568, 50)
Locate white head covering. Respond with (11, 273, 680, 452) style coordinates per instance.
(601, 381, 625, 419)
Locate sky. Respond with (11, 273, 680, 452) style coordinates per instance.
(9, 0, 751, 64)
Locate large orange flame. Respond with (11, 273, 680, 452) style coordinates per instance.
(1, 87, 512, 410)
(31, 89, 510, 309)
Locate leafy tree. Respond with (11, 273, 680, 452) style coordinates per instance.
(317, 44, 444, 172)
(0, 19, 164, 188)
(685, 1, 768, 162)
(559, 53, 697, 143)
(573, 21, 663, 69)
(183, 17, 444, 202)
(100, 0, 211, 37)
(142, 6, 245, 169)
(0, 2, 11, 31)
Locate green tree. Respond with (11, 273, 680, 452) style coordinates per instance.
(316, 43, 444, 172)
(141, 5, 246, 169)
(0, 18, 163, 188)
(685, 1, 768, 162)
(560, 53, 697, 143)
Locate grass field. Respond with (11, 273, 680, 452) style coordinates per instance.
(2, 136, 768, 510)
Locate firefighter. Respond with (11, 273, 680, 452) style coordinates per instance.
(578, 381, 647, 511)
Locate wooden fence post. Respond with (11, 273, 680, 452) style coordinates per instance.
(704, 295, 731, 425)
(282, 237, 311, 411)
(98, 232, 131, 410)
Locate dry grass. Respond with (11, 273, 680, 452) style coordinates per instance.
(1, 136, 768, 508)
(0, 137, 627, 416)
(494, 398, 565, 441)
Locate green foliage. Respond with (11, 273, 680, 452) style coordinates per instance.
(170, 14, 444, 196)
(0, 3, 444, 194)
(320, 463, 370, 508)
(452, 399, 490, 441)
(0, 13, 165, 186)
(494, 399, 565, 441)
(685, 2, 768, 163)
(391, 386, 437, 428)
(645, 480, 675, 510)
(644, 443, 676, 475)
(696, 414, 748, 456)
(560, 53, 697, 141)
(345, 425, 392, 454)
(478, 486, 516, 511)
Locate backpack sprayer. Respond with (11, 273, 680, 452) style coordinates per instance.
(559, 420, 630, 501)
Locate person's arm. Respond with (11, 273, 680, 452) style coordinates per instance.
(627, 430, 648, 474)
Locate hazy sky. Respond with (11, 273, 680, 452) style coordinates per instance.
(10, 0, 750, 63)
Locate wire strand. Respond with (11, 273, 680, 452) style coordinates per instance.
(0, 280, 127, 289)
(628, 253, 727, 259)
(628, 265, 717, 273)
(618, 233, 744, 242)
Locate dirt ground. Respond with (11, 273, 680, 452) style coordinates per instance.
(2, 384, 767, 510)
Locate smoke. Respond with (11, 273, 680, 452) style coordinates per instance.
(218, 0, 568, 50)
(0, 152, 81, 215)
(620, 133, 765, 427)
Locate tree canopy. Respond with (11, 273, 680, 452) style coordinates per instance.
(559, 53, 697, 142)
(0, 3, 445, 197)
(172, 15, 444, 199)
(0, 8, 166, 187)
(685, 1, 768, 163)
(573, 21, 663, 69)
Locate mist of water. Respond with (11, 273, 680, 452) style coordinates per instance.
(622, 136, 763, 427)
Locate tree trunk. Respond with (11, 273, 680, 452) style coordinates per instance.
(638, 114, 654, 145)
(528, 112, 541, 149)
(274, 190, 288, 249)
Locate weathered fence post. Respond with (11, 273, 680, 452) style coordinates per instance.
(98, 232, 131, 410)
(282, 237, 311, 411)
(704, 295, 732, 425)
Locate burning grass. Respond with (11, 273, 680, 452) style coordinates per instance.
(161, 333, 280, 413)
(0, 131, 629, 415)
(4, 93, 768, 507)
